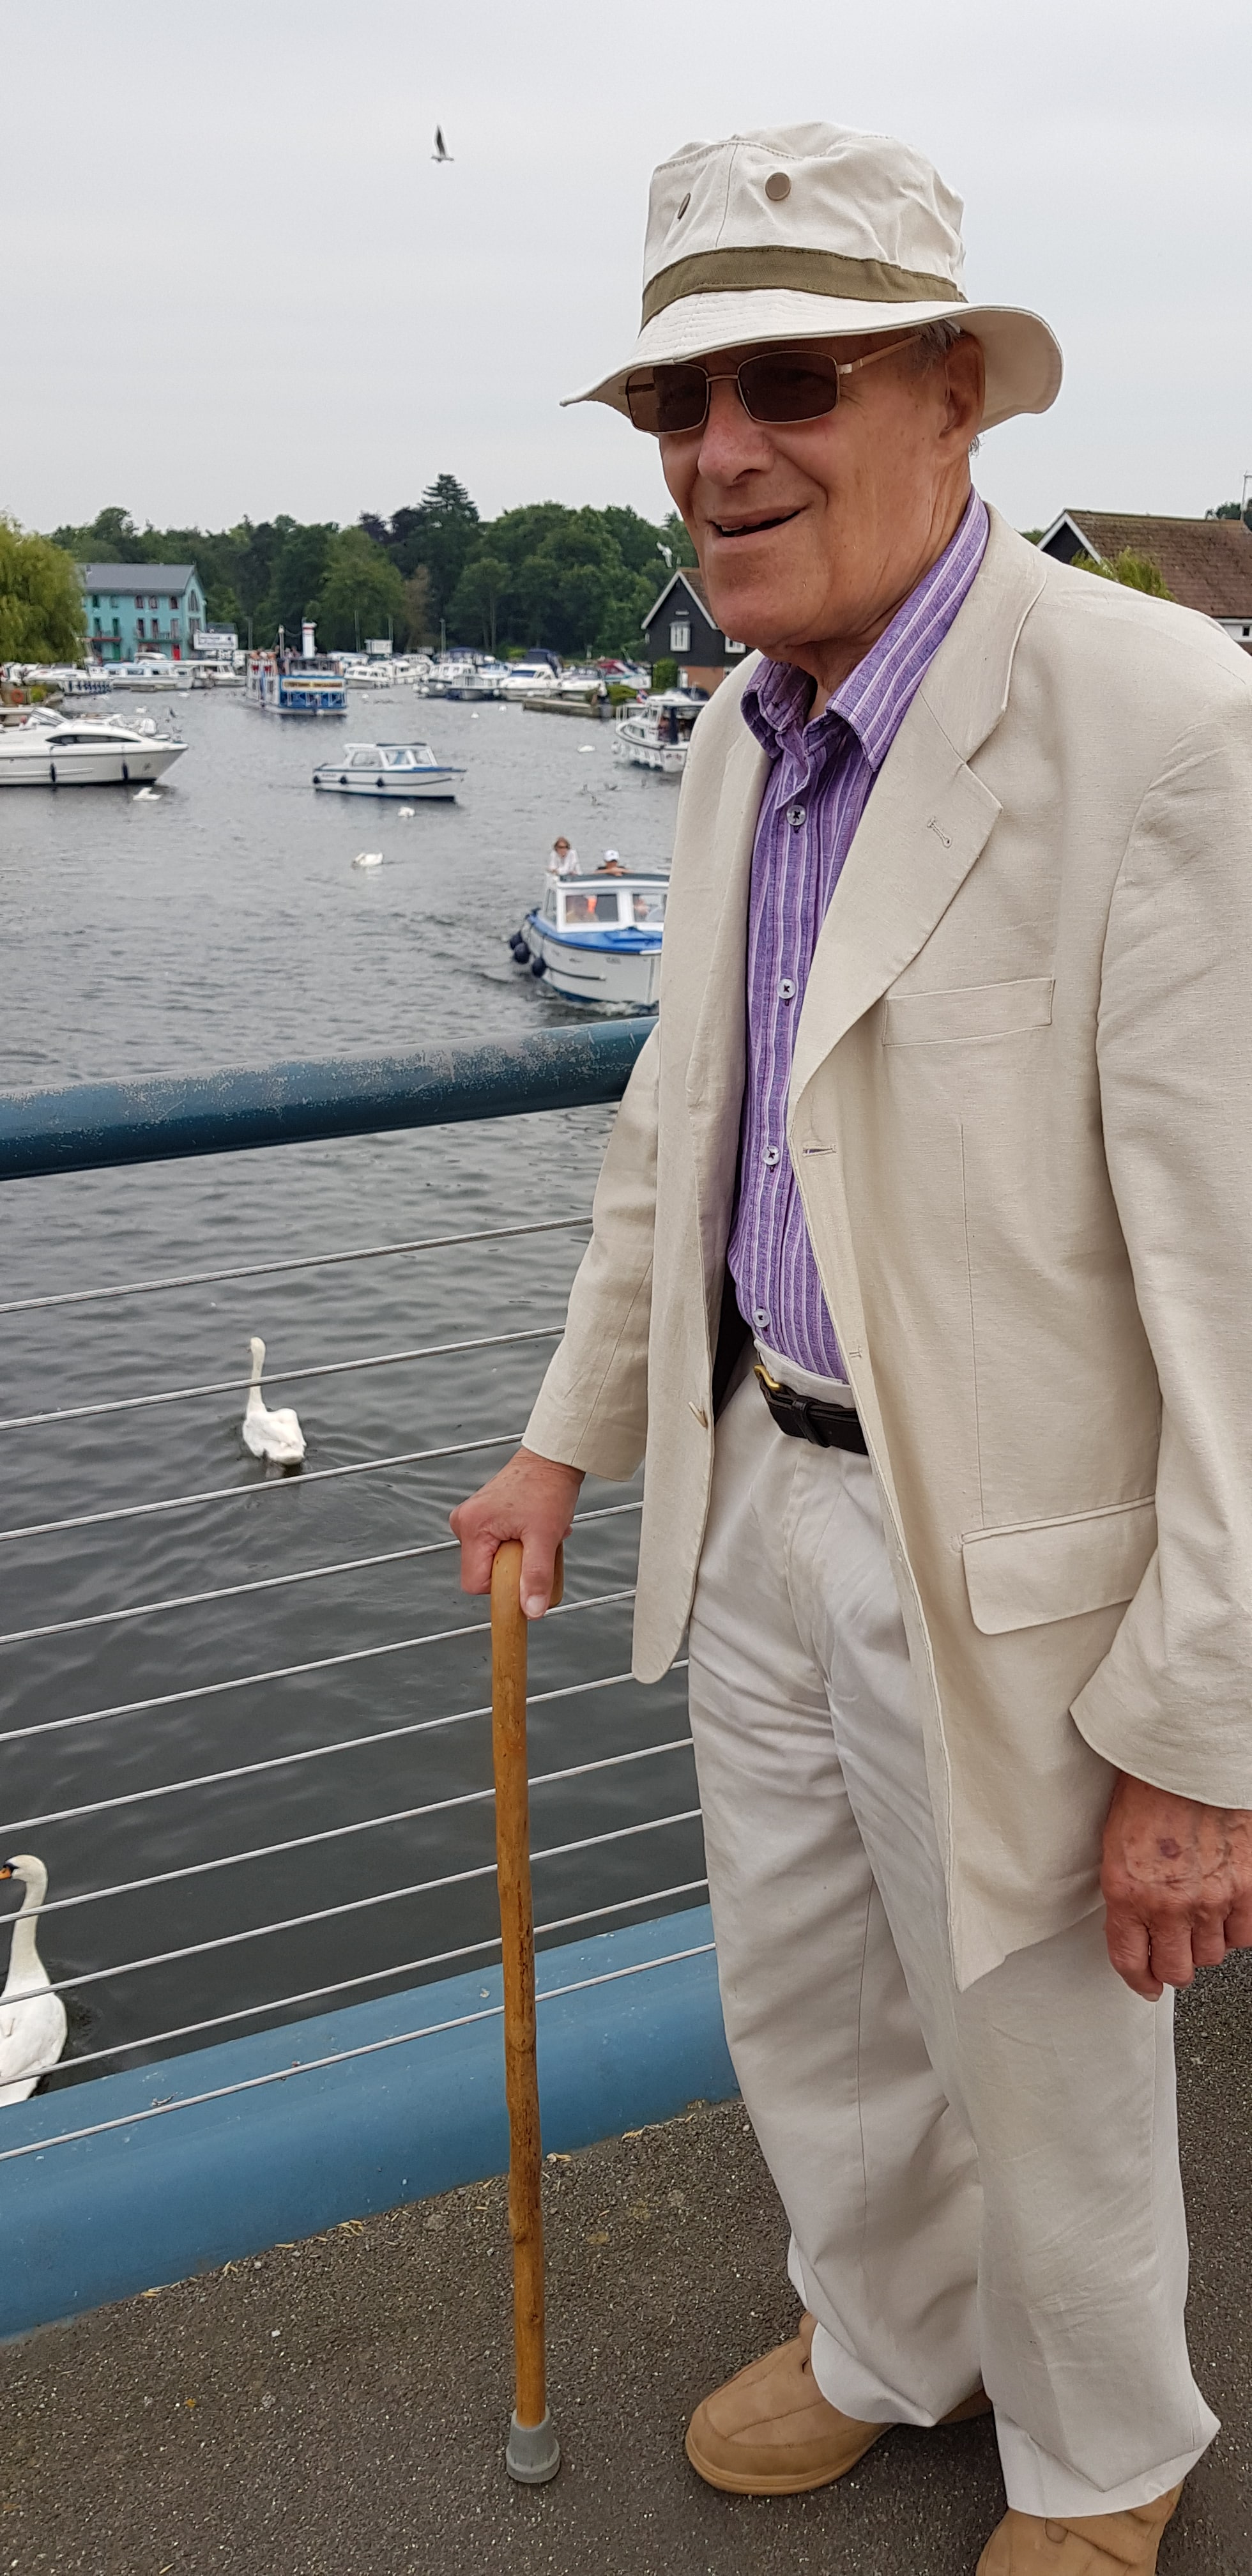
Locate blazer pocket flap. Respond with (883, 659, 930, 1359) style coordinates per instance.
(962, 1498, 1157, 1636)
(883, 976, 1055, 1045)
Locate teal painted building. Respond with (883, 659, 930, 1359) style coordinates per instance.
(80, 564, 207, 663)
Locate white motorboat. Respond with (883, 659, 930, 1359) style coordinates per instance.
(108, 656, 195, 693)
(509, 866, 666, 1009)
(312, 740, 465, 799)
(613, 689, 705, 776)
(498, 659, 561, 702)
(0, 708, 187, 787)
(190, 659, 243, 688)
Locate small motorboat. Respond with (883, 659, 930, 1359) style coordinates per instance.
(509, 866, 666, 1009)
(0, 708, 187, 787)
(613, 688, 705, 775)
(498, 658, 561, 702)
(312, 740, 465, 799)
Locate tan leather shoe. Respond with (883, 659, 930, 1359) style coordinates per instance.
(684, 2310, 991, 2496)
(976, 2482, 1183, 2573)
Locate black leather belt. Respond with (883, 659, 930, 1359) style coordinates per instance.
(754, 1361, 868, 1454)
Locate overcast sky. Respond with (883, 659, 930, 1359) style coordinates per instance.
(3, 0, 1249, 540)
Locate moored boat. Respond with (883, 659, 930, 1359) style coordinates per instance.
(312, 740, 465, 799)
(0, 708, 187, 787)
(509, 866, 666, 1008)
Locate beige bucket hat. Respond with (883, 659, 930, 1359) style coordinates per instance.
(566, 121, 1062, 433)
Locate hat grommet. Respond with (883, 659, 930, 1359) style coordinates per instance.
(676, 190, 691, 219)
(764, 171, 791, 202)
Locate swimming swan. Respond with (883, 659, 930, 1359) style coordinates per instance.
(242, 1337, 306, 1467)
(0, 1855, 68, 2106)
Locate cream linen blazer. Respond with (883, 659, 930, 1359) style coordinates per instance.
(524, 509, 1252, 1985)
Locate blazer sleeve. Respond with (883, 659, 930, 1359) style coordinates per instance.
(1072, 687, 1252, 1805)
(522, 1023, 659, 1480)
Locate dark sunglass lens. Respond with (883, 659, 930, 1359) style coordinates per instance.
(650, 365, 710, 435)
(740, 353, 841, 423)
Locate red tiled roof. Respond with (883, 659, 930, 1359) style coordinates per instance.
(1061, 513, 1252, 617)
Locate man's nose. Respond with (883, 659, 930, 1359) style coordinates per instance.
(696, 373, 774, 480)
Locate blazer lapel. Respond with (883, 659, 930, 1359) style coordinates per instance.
(788, 511, 1046, 1117)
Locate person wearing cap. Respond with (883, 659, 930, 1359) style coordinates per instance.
(453, 122, 1252, 2573)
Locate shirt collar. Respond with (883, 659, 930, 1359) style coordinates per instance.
(742, 490, 989, 772)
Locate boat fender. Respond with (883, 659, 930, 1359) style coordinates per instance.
(530, 954, 546, 977)
(510, 933, 528, 959)
(49, 763, 57, 786)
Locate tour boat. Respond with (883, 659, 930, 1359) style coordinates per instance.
(311, 740, 465, 799)
(612, 689, 705, 776)
(509, 866, 666, 1008)
(0, 708, 187, 787)
(247, 651, 347, 716)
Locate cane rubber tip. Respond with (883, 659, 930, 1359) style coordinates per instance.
(506, 2410, 561, 2483)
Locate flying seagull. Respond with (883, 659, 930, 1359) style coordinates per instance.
(433, 126, 452, 162)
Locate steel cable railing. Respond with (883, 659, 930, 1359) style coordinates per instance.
(0, 1064, 701, 2191)
(0, 1503, 647, 1746)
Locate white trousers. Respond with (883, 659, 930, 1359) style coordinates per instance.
(687, 1367, 1218, 2517)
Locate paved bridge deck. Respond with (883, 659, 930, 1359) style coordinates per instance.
(1, 1951, 1249, 2576)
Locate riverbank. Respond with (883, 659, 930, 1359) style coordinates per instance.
(1, 1949, 1249, 2575)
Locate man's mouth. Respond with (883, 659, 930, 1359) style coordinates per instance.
(709, 510, 802, 539)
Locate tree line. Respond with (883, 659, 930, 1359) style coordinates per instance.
(45, 480, 698, 659)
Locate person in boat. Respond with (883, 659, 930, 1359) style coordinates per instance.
(547, 836, 581, 876)
(598, 852, 627, 875)
(454, 123, 1252, 2574)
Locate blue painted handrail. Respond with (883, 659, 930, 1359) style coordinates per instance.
(0, 1018, 654, 1181)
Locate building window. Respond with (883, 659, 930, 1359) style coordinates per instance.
(169, 595, 179, 610)
(93, 619, 102, 636)
(724, 636, 746, 656)
(109, 595, 119, 608)
(136, 618, 145, 640)
(670, 618, 691, 652)
(112, 617, 120, 636)
(171, 618, 180, 636)
(91, 594, 100, 609)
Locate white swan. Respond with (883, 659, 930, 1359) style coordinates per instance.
(242, 1337, 306, 1467)
(0, 1856, 68, 2107)
(352, 850, 383, 870)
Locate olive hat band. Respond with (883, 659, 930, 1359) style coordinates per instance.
(641, 245, 967, 328)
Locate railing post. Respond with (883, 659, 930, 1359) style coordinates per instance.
(491, 1538, 563, 2485)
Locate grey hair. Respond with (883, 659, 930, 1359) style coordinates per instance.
(910, 317, 980, 452)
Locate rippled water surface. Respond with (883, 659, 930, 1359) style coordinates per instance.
(0, 689, 697, 2089)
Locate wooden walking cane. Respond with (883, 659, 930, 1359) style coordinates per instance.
(491, 1536, 563, 2485)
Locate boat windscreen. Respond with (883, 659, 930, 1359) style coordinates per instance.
(560, 889, 625, 926)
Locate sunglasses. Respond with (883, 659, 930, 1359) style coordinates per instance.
(625, 332, 926, 438)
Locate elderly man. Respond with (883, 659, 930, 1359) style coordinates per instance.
(453, 123, 1252, 2571)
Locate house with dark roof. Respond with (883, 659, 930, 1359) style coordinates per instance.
(79, 564, 208, 663)
(1038, 512, 1252, 650)
(640, 565, 747, 695)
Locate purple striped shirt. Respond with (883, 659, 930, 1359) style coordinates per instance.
(726, 491, 989, 1379)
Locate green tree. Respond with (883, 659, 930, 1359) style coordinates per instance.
(1208, 500, 1252, 532)
(658, 509, 699, 570)
(49, 504, 153, 564)
(447, 551, 508, 653)
(259, 519, 337, 645)
(401, 564, 434, 648)
(372, 476, 480, 630)
(1072, 548, 1171, 598)
(0, 517, 86, 661)
(314, 526, 406, 652)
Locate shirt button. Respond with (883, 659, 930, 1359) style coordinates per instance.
(752, 1305, 771, 1331)
(763, 1145, 781, 1168)
(786, 802, 806, 828)
(777, 977, 797, 1002)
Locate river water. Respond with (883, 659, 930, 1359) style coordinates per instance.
(0, 686, 699, 2091)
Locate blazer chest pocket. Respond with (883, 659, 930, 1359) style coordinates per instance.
(962, 1497, 1157, 1637)
(883, 976, 1054, 1046)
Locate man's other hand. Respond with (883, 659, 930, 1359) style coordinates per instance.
(450, 1446, 585, 1620)
(1101, 1772, 1252, 2000)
